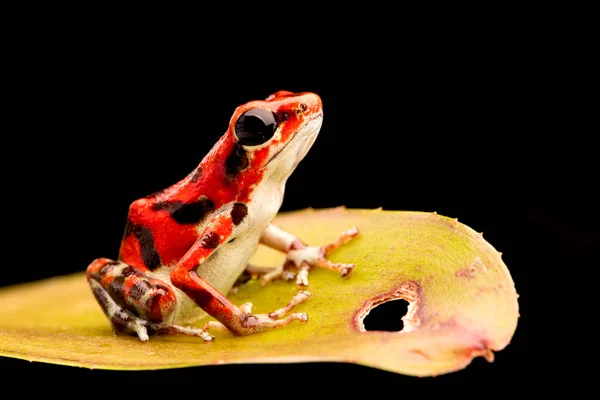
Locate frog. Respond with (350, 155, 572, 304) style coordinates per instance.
(86, 90, 360, 342)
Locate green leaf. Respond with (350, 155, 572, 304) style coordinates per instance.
(0, 208, 518, 377)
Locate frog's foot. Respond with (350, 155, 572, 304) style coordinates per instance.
(261, 226, 360, 287)
(202, 290, 311, 336)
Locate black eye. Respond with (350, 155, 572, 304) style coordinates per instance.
(235, 108, 277, 146)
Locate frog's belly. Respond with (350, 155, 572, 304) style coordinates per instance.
(169, 233, 261, 325)
(196, 234, 260, 292)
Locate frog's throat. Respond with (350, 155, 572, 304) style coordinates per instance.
(263, 116, 322, 170)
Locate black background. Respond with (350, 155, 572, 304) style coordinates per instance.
(2, 21, 592, 390)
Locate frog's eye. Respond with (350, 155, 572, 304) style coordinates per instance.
(235, 108, 277, 146)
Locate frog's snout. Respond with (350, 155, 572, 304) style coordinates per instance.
(297, 92, 323, 117)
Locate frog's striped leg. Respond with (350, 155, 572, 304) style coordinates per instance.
(257, 224, 360, 287)
(86, 258, 213, 342)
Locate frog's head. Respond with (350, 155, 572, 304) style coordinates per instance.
(223, 90, 323, 185)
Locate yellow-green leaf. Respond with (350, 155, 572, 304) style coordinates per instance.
(0, 208, 518, 377)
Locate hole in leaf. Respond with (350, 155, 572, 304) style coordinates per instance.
(363, 299, 410, 331)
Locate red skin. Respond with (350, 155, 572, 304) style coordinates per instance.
(113, 91, 323, 334)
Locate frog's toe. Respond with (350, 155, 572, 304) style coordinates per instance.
(259, 264, 286, 286)
(267, 290, 311, 319)
(133, 325, 149, 342)
(150, 323, 214, 342)
(315, 258, 355, 278)
(295, 262, 311, 286)
(322, 226, 360, 256)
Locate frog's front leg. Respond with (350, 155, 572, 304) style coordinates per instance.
(258, 224, 360, 287)
(170, 213, 310, 337)
(86, 258, 213, 342)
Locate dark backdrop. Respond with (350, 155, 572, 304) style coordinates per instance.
(4, 33, 590, 388)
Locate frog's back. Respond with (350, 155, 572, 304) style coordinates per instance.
(116, 136, 251, 273)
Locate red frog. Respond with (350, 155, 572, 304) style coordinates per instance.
(86, 91, 359, 342)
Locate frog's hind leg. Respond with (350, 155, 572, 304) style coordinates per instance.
(86, 258, 213, 342)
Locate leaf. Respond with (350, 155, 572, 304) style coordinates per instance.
(0, 208, 518, 377)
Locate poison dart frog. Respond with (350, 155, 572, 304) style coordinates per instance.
(87, 90, 359, 342)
